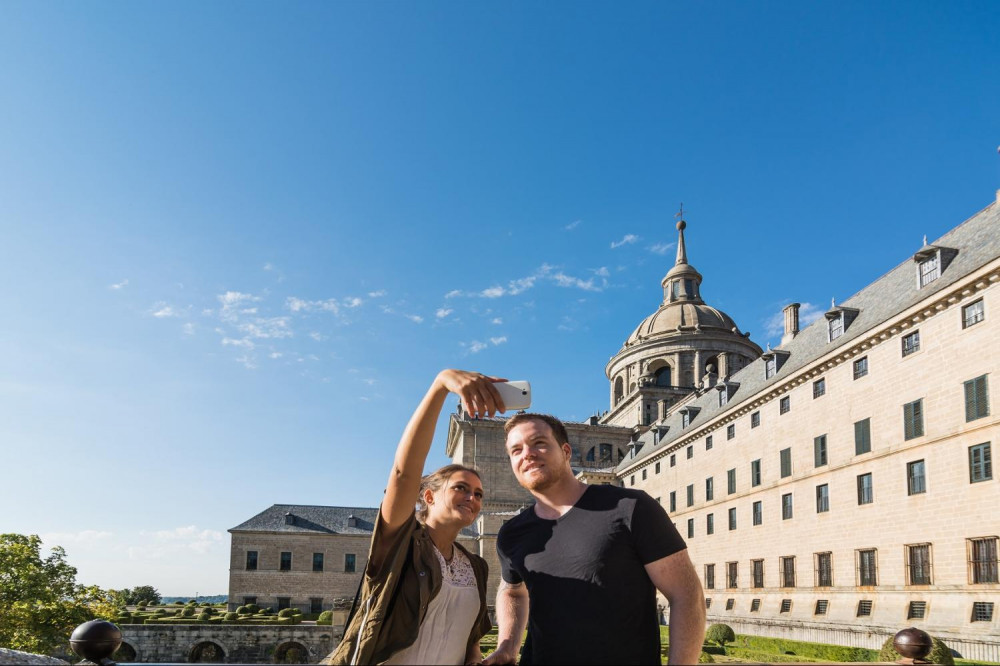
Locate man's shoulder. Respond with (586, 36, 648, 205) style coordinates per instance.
(496, 506, 538, 538)
(582, 483, 652, 503)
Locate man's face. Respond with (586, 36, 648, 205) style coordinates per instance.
(505, 419, 572, 492)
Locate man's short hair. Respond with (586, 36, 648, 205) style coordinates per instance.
(504, 413, 570, 447)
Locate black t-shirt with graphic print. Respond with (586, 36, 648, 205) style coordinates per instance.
(496, 484, 686, 665)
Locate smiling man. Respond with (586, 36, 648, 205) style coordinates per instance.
(483, 413, 705, 665)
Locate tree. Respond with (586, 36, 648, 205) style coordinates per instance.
(0, 534, 123, 656)
(705, 623, 736, 648)
(120, 585, 161, 606)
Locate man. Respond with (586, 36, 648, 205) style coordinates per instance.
(483, 413, 706, 665)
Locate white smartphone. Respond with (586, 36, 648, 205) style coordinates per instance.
(495, 380, 531, 411)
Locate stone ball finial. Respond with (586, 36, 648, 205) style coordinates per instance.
(893, 627, 933, 662)
(70, 619, 122, 665)
(676, 219, 686, 231)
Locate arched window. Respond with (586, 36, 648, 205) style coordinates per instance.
(614, 377, 624, 404)
(190, 642, 225, 663)
(599, 443, 613, 462)
(586, 447, 596, 462)
(275, 642, 310, 664)
(654, 366, 671, 387)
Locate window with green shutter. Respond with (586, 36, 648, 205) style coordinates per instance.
(904, 400, 924, 440)
(814, 435, 828, 466)
(854, 418, 871, 454)
(780, 448, 792, 478)
(965, 375, 990, 422)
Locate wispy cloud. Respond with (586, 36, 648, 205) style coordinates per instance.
(436, 308, 453, 319)
(490, 336, 508, 345)
(343, 297, 363, 308)
(309, 331, 325, 341)
(41, 530, 114, 546)
(151, 302, 182, 318)
(648, 242, 675, 255)
(445, 289, 463, 299)
(182, 323, 196, 335)
(131, 526, 226, 558)
(405, 314, 424, 324)
(461, 336, 508, 355)
(565, 219, 581, 231)
(491, 317, 503, 325)
(367, 290, 387, 298)
(480, 286, 506, 298)
(109, 279, 129, 290)
(286, 297, 341, 314)
(763, 302, 825, 338)
(610, 234, 639, 249)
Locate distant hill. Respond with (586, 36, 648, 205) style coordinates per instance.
(161, 595, 228, 604)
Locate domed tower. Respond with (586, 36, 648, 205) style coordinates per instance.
(601, 213, 762, 429)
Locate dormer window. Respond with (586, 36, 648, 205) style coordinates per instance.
(825, 304, 859, 343)
(719, 389, 728, 407)
(913, 241, 957, 289)
(761, 349, 790, 379)
(717, 381, 739, 406)
(680, 406, 701, 428)
(829, 316, 844, 341)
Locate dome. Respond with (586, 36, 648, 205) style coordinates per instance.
(625, 302, 741, 346)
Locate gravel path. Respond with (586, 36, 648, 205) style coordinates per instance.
(0, 648, 69, 665)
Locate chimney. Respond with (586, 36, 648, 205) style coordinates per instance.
(782, 303, 801, 346)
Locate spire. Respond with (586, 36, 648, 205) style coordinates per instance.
(675, 204, 688, 266)
(662, 203, 703, 302)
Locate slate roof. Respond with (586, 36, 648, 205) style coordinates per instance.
(230, 503, 480, 537)
(620, 197, 1000, 470)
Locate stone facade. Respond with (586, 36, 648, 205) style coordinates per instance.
(118, 624, 336, 664)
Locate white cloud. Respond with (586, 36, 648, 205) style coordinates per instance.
(466, 341, 488, 354)
(444, 289, 463, 299)
(286, 297, 340, 314)
(343, 297, 363, 308)
(491, 318, 503, 325)
(490, 336, 508, 346)
(309, 331, 324, 341)
(235, 354, 257, 369)
(367, 290, 387, 298)
(237, 316, 292, 340)
(182, 323, 196, 335)
(109, 279, 129, 290)
(405, 314, 424, 324)
(565, 219, 581, 230)
(436, 308, 453, 319)
(218, 291, 261, 321)
(41, 530, 114, 546)
(480, 286, 505, 298)
(553, 272, 603, 292)
(648, 242, 675, 255)
(610, 234, 639, 249)
(362, 378, 376, 386)
(131, 526, 225, 558)
(763, 302, 825, 338)
(222, 337, 254, 349)
(151, 302, 181, 318)
(593, 266, 610, 277)
(269, 352, 283, 359)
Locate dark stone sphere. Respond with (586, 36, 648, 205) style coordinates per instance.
(70, 620, 122, 663)
(894, 627, 933, 660)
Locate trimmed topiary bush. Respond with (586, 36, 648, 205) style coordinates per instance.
(181, 606, 196, 617)
(245, 603, 261, 613)
(317, 611, 333, 625)
(705, 623, 736, 647)
(278, 608, 296, 618)
(698, 651, 714, 663)
(879, 635, 954, 665)
(224, 612, 239, 622)
(291, 608, 302, 615)
(236, 605, 251, 615)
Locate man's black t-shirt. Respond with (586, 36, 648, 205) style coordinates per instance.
(496, 485, 686, 665)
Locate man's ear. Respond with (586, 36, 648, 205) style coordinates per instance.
(561, 443, 572, 460)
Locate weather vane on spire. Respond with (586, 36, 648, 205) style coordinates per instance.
(675, 203, 685, 221)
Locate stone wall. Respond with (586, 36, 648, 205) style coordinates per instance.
(119, 624, 341, 664)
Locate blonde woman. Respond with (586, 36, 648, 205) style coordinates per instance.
(326, 369, 507, 665)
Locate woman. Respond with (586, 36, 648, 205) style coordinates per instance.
(325, 369, 508, 666)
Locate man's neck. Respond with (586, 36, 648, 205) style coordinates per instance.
(531, 477, 588, 520)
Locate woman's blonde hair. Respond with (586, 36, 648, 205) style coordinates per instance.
(415, 464, 482, 523)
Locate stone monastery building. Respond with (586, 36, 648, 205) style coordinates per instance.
(231, 191, 1000, 661)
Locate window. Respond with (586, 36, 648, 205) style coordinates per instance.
(857, 473, 873, 505)
(904, 399, 924, 440)
(727, 468, 736, 494)
(906, 543, 932, 585)
(781, 493, 793, 520)
(973, 602, 995, 622)
(969, 443, 993, 483)
(707, 513, 714, 535)
(780, 556, 796, 587)
(751, 459, 761, 487)
(813, 378, 826, 398)
(815, 552, 833, 587)
(727, 424, 735, 440)
(243, 596, 257, 606)
(719, 389, 729, 407)
(857, 600, 873, 617)
(655, 461, 660, 474)
(907, 460, 926, 495)
(246, 551, 258, 571)
(814, 435, 828, 467)
(779, 396, 790, 414)
(918, 254, 940, 287)
(780, 599, 792, 613)
(857, 549, 878, 586)
(751, 411, 760, 428)
(280, 552, 292, 571)
(670, 454, 676, 467)
(907, 601, 927, 620)
(965, 375, 990, 422)
(765, 356, 777, 378)
(681, 411, 691, 428)
(669, 491, 676, 513)
(854, 418, 871, 455)
(780, 448, 792, 478)
(902, 330, 921, 357)
(310, 597, 323, 614)
(726, 562, 738, 588)
(750, 598, 761, 612)
(752, 500, 762, 526)
(828, 315, 844, 341)
(630, 475, 635, 486)
(705, 598, 712, 609)
(642, 469, 647, 481)
(312, 552, 324, 572)
(706, 435, 713, 450)
(726, 598, 735, 610)
(968, 537, 998, 584)
(816, 484, 829, 513)
(344, 553, 356, 573)
(706, 477, 714, 501)
(728, 507, 737, 531)
(277, 597, 290, 610)
(963, 299, 985, 328)
(751, 559, 764, 588)
(687, 518, 694, 539)
(853, 356, 869, 380)
(687, 445, 693, 459)
(815, 600, 829, 615)
(705, 564, 716, 589)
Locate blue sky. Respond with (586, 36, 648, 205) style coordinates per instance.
(2, 2, 998, 595)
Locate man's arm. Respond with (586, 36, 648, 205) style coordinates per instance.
(481, 580, 529, 665)
(644, 549, 706, 665)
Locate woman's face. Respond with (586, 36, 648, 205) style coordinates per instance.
(426, 470, 484, 527)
